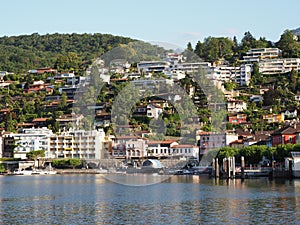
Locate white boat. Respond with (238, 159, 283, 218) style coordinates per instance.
(13, 169, 34, 175)
(13, 169, 57, 175)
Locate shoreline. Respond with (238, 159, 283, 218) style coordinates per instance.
(0, 168, 296, 180)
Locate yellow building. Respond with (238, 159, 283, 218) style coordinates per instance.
(263, 113, 284, 123)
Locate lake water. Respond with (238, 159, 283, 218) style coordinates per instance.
(1, 174, 300, 224)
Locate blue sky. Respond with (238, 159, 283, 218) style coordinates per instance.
(1, 0, 299, 48)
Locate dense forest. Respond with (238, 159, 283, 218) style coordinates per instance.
(0, 33, 134, 73)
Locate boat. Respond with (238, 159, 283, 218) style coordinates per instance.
(173, 169, 193, 175)
(13, 169, 57, 175)
(13, 169, 33, 175)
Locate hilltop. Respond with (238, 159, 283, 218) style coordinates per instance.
(0, 33, 134, 73)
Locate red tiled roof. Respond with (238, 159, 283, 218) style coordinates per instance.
(148, 140, 178, 144)
(272, 126, 299, 135)
(17, 123, 34, 127)
(172, 144, 198, 148)
(113, 135, 146, 140)
(0, 109, 10, 113)
(32, 118, 49, 122)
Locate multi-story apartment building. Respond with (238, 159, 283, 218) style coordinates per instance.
(112, 136, 147, 159)
(210, 66, 240, 83)
(131, 79, 173, 92)
(175, 62, 211, 74)
(48, 129, 105, 160)
(9, 127, 53, 159)
(197, 131, 238, 155)
(259, 58, 300, 74)
(237, 64, 252, 86)
(243, 48, 282, 63)
(137, 61, 170, 74)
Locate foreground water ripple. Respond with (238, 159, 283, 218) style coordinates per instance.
(1, 175, 300, 224)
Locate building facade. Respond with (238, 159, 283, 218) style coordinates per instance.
(259, 58, 300, 74)
(48, 129, 105, 160)
(9, 128, 53, 159)
(243, 48, 281, 63)
(197, 131, 238, 155)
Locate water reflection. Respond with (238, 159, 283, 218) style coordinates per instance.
(1, 175, 300, 224)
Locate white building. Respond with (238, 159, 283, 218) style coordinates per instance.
(148, 140, 178, 157)
(11, 128, 53, 159)
(176, 62, 211, 74)
(137, 61, 170, 74)
(164, 70, 186, 80)
(259, 58, 300, 74)
(210, 66, 240, 83)
(164, 53, 185, 65)
(125, 137, 147, 159)
(237, 64, 252, 86)
(227, 100, 247, 113)
(243, 48, 281, 63)
(0, 135, 3, 158)
(132, 79, 173, 92)
(112, 136, 147, 159)
(295, 94, 300, 103)
(170, 144, 199, 160)
(147, 104, 163, 119)
(197, 131, 238, 155)
(49, 129, 105, 160)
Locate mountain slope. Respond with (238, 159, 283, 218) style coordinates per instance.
(0, 33, 134, 73)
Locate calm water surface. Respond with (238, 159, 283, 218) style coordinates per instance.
(1, 174, 300, 224)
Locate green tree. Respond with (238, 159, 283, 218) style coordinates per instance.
(276, 30, 300, 58)
(26, 150, 45, 168)
(5, 113, 16, 132)
(194, 41, 203, 58)
(290, 69, 298, 92)
(59, 92, 67, 110)
(0, 163, 5, 173)
(197, 37, 234, 62)
(69, 158, 81, 169)
(250, 62, 263, 86)
(240, 31, 257, 53)
(187, 42, 193, 52)
(217, 147, 238, 161)
(223, 81, 236, 91)
(52, 159, 69, 168)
